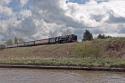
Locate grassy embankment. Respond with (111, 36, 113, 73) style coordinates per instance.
(0, 38, 125, 68)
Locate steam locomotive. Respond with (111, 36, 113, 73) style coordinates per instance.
(1, 34, 77, 49)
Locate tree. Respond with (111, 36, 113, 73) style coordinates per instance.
(97, 34, 105, 39)
(14, 37, 24, 44)
(83, 30, 93, 41)
(5, 37, 24, 45)
(18, 38, 24, 43)
(14, 37, 18, 44)
(97, 34, 112, 39)
(49, 30, 58, 38)
(5, 39, 14, 45)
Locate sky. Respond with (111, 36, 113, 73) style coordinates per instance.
(0, 0, 125, 41)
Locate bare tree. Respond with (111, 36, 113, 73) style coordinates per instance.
(48, 30, 58, 38)
(5, 37, 24, 45)
(14, 37, 24, 44)
(62, 29, 73, 36)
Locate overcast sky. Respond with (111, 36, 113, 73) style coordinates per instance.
(0, 0, 125, 41)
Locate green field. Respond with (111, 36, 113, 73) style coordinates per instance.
(0, 38, 125, 68)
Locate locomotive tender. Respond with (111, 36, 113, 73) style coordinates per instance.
(2, 34, 77, 49)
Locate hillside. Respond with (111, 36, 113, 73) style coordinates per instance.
(0, 38, 125, 67)
(0, 43, 77, 60)
(0, 38, 125, 59)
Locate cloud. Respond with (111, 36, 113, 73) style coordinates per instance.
(20, 0, 29, 7)
(0, 0, 12, 5)
(0, 0, 13, 16)
(0, 5, 13, 16)
(66, 0, 125, 36)
(31, 0, 84, 39)
(0, 0, 125, 41)
(20, 9, 32, 17)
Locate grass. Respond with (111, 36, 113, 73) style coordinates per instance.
(0, 38, 125, 68)
(0, 57, 125, 68)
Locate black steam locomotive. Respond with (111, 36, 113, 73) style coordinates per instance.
(2, 34, 77, 49)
